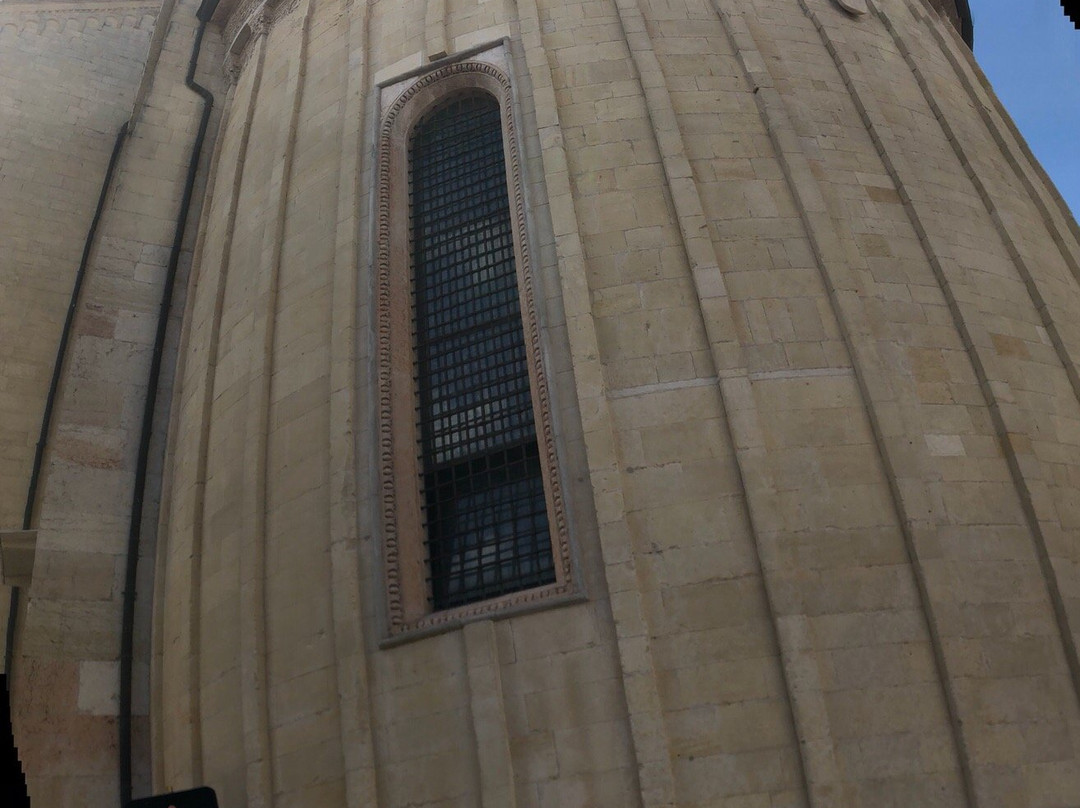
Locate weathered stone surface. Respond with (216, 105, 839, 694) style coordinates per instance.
(4, 0, 1080, 807)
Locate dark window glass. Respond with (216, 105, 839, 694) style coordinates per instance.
(410, 93, 555, 610)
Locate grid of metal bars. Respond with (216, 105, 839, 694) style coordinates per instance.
(410, 93, 555, 610)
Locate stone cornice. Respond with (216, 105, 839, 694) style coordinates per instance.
(222, 0, 262, 47)
(0, 0, 157, 15)
(0, 0, 157, 33)
(221, 0, 302, 84)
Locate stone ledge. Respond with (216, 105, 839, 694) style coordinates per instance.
(0, 1, 156, 10)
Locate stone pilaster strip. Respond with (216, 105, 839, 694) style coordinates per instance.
(151, 66, 237, 795)
(239, 2, 314, 805)
(603, 0, 816, 805)
(179, 29, 266, 791)
(235, 33, 274, 808)
(463, 620, 517, 808)
(928, 11, 1080, 266)
(712, 2, 976, 804)
(908, 0, 1080, 392)
(808, 0, 1080, 761)
(867, 0, 1080, 727)
(849, 0, 1080, 706)
(508, 0, 676, 803)
(328, 0, 382, 803)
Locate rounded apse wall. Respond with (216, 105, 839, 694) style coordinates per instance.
(152, 0, 1080, 806)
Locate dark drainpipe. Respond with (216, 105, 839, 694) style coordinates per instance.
(2, 125, 131, 708)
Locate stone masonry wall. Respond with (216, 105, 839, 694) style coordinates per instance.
(0, 0, 157, 661)
(4, 0, 228, 803)
(7, 0, 1078, 806)
(147, 1, 1080, 807)
(147, 2, 1080, 808)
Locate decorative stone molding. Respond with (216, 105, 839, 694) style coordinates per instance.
(832, 0, 867, 14)
(249, 6, 269, 36)
(221, 0, 303, 84)
(224, 52, 242, 84)
(0, 2, 156, 34)
(271, 0, 301, 23)
(0, 0, 155, 13)
(829, 0, 971, 45)
(222, 7, 266, 84)
(222, 0, 264, 49)
(375, 57, 576, 639)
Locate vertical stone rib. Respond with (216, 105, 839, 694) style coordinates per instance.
(508, 0, 657, 804)
(178, 34, 267, 790)
(814, 0, 1080, 718)
(328, 0, 382, 804)
(241, 3, 314, 803)
(800, 0, 1080, 797)
(908, 1, 1080, 401)
(230, 27, 275, 808)
(603, 0, 814, 805)
(462, 621, 516, 808)
(920, 0, 1080, 263)
(873, 0, 1080, 707)
(708, 3, 974, 804)
(888, 1, 1080, 419)
(150, 70, 233, 791)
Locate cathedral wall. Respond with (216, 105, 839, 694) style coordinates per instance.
(3, 0, 230, 803)
(534, 0, 810, 803)
(145, 1, 1080, 808)
(158, 2, 644, 806)
(822, 4, 1080, 802)
(644, 1, 969, 802)
(0, 0, 157, 661)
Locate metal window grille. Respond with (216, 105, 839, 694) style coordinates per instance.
(410, 93, 555, 610)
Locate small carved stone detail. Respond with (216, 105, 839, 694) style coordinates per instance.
(228, 20, 263, 79)
(222, 0, 302, 73)
(223, 53, 242, 85)
(223, 0, 266, 48)
(832, 0, 868, 14)
(249, 8, 270, 37)
(375, 60, 576, 636)
(272, 0, 303, 23)
(0, 5, 157, 35)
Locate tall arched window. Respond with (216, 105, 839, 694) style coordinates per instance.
(376, 61, 574, 637)
(410, 94, 554, 609)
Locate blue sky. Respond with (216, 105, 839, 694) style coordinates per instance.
(972, 0, 1080, 216)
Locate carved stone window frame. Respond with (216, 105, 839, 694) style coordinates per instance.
(375, 52, 576, 641)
